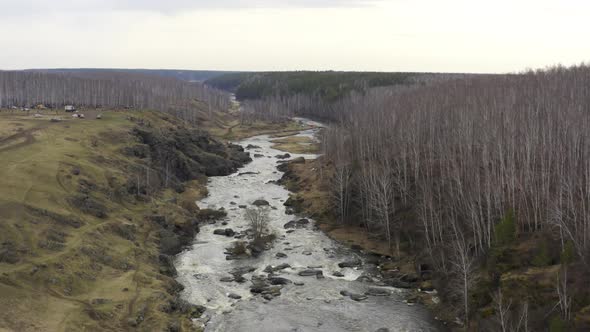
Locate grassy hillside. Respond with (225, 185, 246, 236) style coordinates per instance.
(0, 109, 232, 331)
(0, 104, 313, 331)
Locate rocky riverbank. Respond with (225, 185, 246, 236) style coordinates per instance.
(175, 121, 443, 331)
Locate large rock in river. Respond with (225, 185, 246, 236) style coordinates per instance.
(298, 269, 323, 277)
(284, 218, 310, 229)
(252, 199, 270, 207)
(213, 228, 235, 237)
(338, 259, 362, 268)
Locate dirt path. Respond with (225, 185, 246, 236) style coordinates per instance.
(0, 122, 51, 153)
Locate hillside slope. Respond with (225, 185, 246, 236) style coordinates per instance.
(0, 109, 250, 331)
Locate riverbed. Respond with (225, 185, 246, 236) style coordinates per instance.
(175, 121, 441, 332)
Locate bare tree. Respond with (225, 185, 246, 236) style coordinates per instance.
(330, 161, 352, 224)
(449, 230, 477, 327)
(245, 207, 270, 239)
(556, 267, 572, 322)
(0, 70, 231, 122)
(492, 289, 513, 332)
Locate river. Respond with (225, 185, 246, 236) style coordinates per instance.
(175, 120, 442, 332)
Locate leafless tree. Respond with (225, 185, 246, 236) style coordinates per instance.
(0, 70, 231, 123)
(556, 267, 572, 322)
(492, 289, 513, 332)
(449, 229, 477, 326)
(245, 207, 270, 239)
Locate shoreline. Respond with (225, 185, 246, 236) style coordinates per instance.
(273, 142, 454, 330)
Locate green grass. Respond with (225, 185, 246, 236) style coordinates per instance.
(0, 110, 201, 331)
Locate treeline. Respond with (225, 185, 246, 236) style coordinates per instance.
(237, 74, 466, 124)
(206, 71, 441, 101)
(318, 65, 590, 329)
(0, 70, 231, 121)
(38, 68, 235, 82)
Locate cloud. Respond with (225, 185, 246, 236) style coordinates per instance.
(1, 0, 379, 16)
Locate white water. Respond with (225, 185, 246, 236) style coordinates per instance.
(175, 121, 441, 332)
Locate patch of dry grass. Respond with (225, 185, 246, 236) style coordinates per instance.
(271, 135, 319, 154)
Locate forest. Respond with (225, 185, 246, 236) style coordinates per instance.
(38, 68, 236, 83)
(242, 64, 590, 330)
(0, 70, 231, 122)
(205, 71, 446, 101)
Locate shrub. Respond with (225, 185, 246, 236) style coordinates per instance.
(196, 209, 227, 221)
(549, 316, 568, 332)
(495, 209, 516, 246)
(244, 207, 270, 239)
(560, 240, 575, 265)
(228, 241, 248, 256)
(532, 241, 551, 267)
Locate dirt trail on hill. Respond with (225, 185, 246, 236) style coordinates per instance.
(0, 122, 51, 153)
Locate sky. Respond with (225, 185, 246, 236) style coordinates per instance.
(0, 0, 588, 73)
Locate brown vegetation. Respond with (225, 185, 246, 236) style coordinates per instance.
(265, 65, 590, 330)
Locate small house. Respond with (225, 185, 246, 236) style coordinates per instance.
(65, 105, 76, 112)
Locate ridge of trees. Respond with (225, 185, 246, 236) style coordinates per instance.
(34, 68, 236, 82)
(206, 71, 470, 102)
(245, 64, 590, 328)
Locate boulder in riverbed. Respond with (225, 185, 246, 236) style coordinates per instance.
(365, 287, 391, 296)
(350, 294, 368, 301)
(252, 199, 270, 207)
(338, 259, 362, 268)
(298, 269, 323, 277)
(213, 228, 235, 237)
(275, 153, 291, 159)
(269, 277, 292, 285)
(284, 218, 310, 229)
(275, 263, 291, 270)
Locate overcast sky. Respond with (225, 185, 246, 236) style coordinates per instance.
(0, 0, 588, 73)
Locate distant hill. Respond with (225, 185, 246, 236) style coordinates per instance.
(30, 68, 239, 82)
